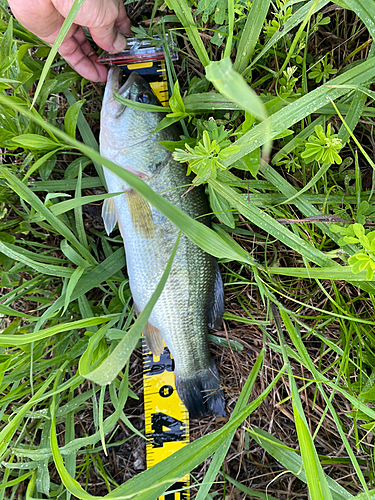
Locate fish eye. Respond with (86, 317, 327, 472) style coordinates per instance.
(136, 91, 153, 104)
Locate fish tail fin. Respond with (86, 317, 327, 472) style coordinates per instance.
(176, 362, 225, 418)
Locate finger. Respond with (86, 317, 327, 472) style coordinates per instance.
(89, 22, 126, 53)
(88, 0, 130, 52)
(58, 26, 108, 82)
(115, 1, 132, 36)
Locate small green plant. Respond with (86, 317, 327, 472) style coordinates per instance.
(331, 223, 375, 280)
(275, 151, 304, 173)
(156, 80, 190, 132)
(301, 123, 342, 165)
(308, 53, 337, 83)
(278, 66, 300, 98)
(263, 0, 292, 38)
(173, 120, 239, 184)
(311, 12, 331, 33)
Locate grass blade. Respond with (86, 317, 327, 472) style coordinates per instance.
(165, 0, 210, 66)
(209, 179, 334, 267)
(248, 428, 353, 500)
(233, 0, 270, 74)
(0, 167, 96, 265)
(31, 0, 86, 107)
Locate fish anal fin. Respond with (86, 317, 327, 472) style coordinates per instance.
(144, 321, 164, 356)
(207, 263, 224, 330)
(102, 197, 119, 235)
(125, 189, 154, 239)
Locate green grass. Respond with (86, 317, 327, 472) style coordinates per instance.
(1, 0, 375, 498)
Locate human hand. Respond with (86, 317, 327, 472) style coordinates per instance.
(8, 0, 131, 82)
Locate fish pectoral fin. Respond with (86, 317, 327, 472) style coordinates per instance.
(124, 189, 154, 239)
(102, 197, 118, 235)
(144, 321, 164, 356)
(207, 263, 225, 330)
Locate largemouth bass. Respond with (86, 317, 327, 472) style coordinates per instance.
(100, 66, 225, 418)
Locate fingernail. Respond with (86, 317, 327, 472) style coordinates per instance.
(113, 32, 126, 52)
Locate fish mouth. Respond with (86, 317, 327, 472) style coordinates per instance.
(102, 68, 150, 181)
(106, 67, 146, 104)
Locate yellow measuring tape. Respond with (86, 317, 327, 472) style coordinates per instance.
(121, 58, 190, 500)
(143, 340, 190, 500)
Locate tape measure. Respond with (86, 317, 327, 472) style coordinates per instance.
(97, 37, 176, 107)
(98, 38, 190, 500)
(143, 340, 190, 500)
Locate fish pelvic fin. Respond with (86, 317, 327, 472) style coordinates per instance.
(175, 362, 225, 419)
(144, 321, 164, 356)
(207, 263, 224, 330)
(125, 189, 154, 239)
(134, 302, 164, 356)
(102, 197, 118, 235)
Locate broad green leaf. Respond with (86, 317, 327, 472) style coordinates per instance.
(267, 266, 371, 282)
(0, 303, 35, 320)
(35, 248, 125, 330)
(208, 184, 235, 228)
(65, 90, 106, 186)
(63, 266, 85, 313)
(113, 92, 169, 112)
(22, 149, 58, 181)
(60, 239, 91, 268)
(206, 58, 267, 123)
(29, 176, 103, 192)
(49, 192, 121, 216)
(11, 134, 61, 150)
(206, 58, 270, 159)
(64, 99, 85, 138)
(0, 240, 74, 278)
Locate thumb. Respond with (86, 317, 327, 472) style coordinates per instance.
(90, 22, 127, 53)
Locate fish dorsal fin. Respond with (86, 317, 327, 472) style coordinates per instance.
(102, 197, 118, 235)
(207, 264, 224, 330)
(144, 321, 164, 356)
(124, 189, 154, 239)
